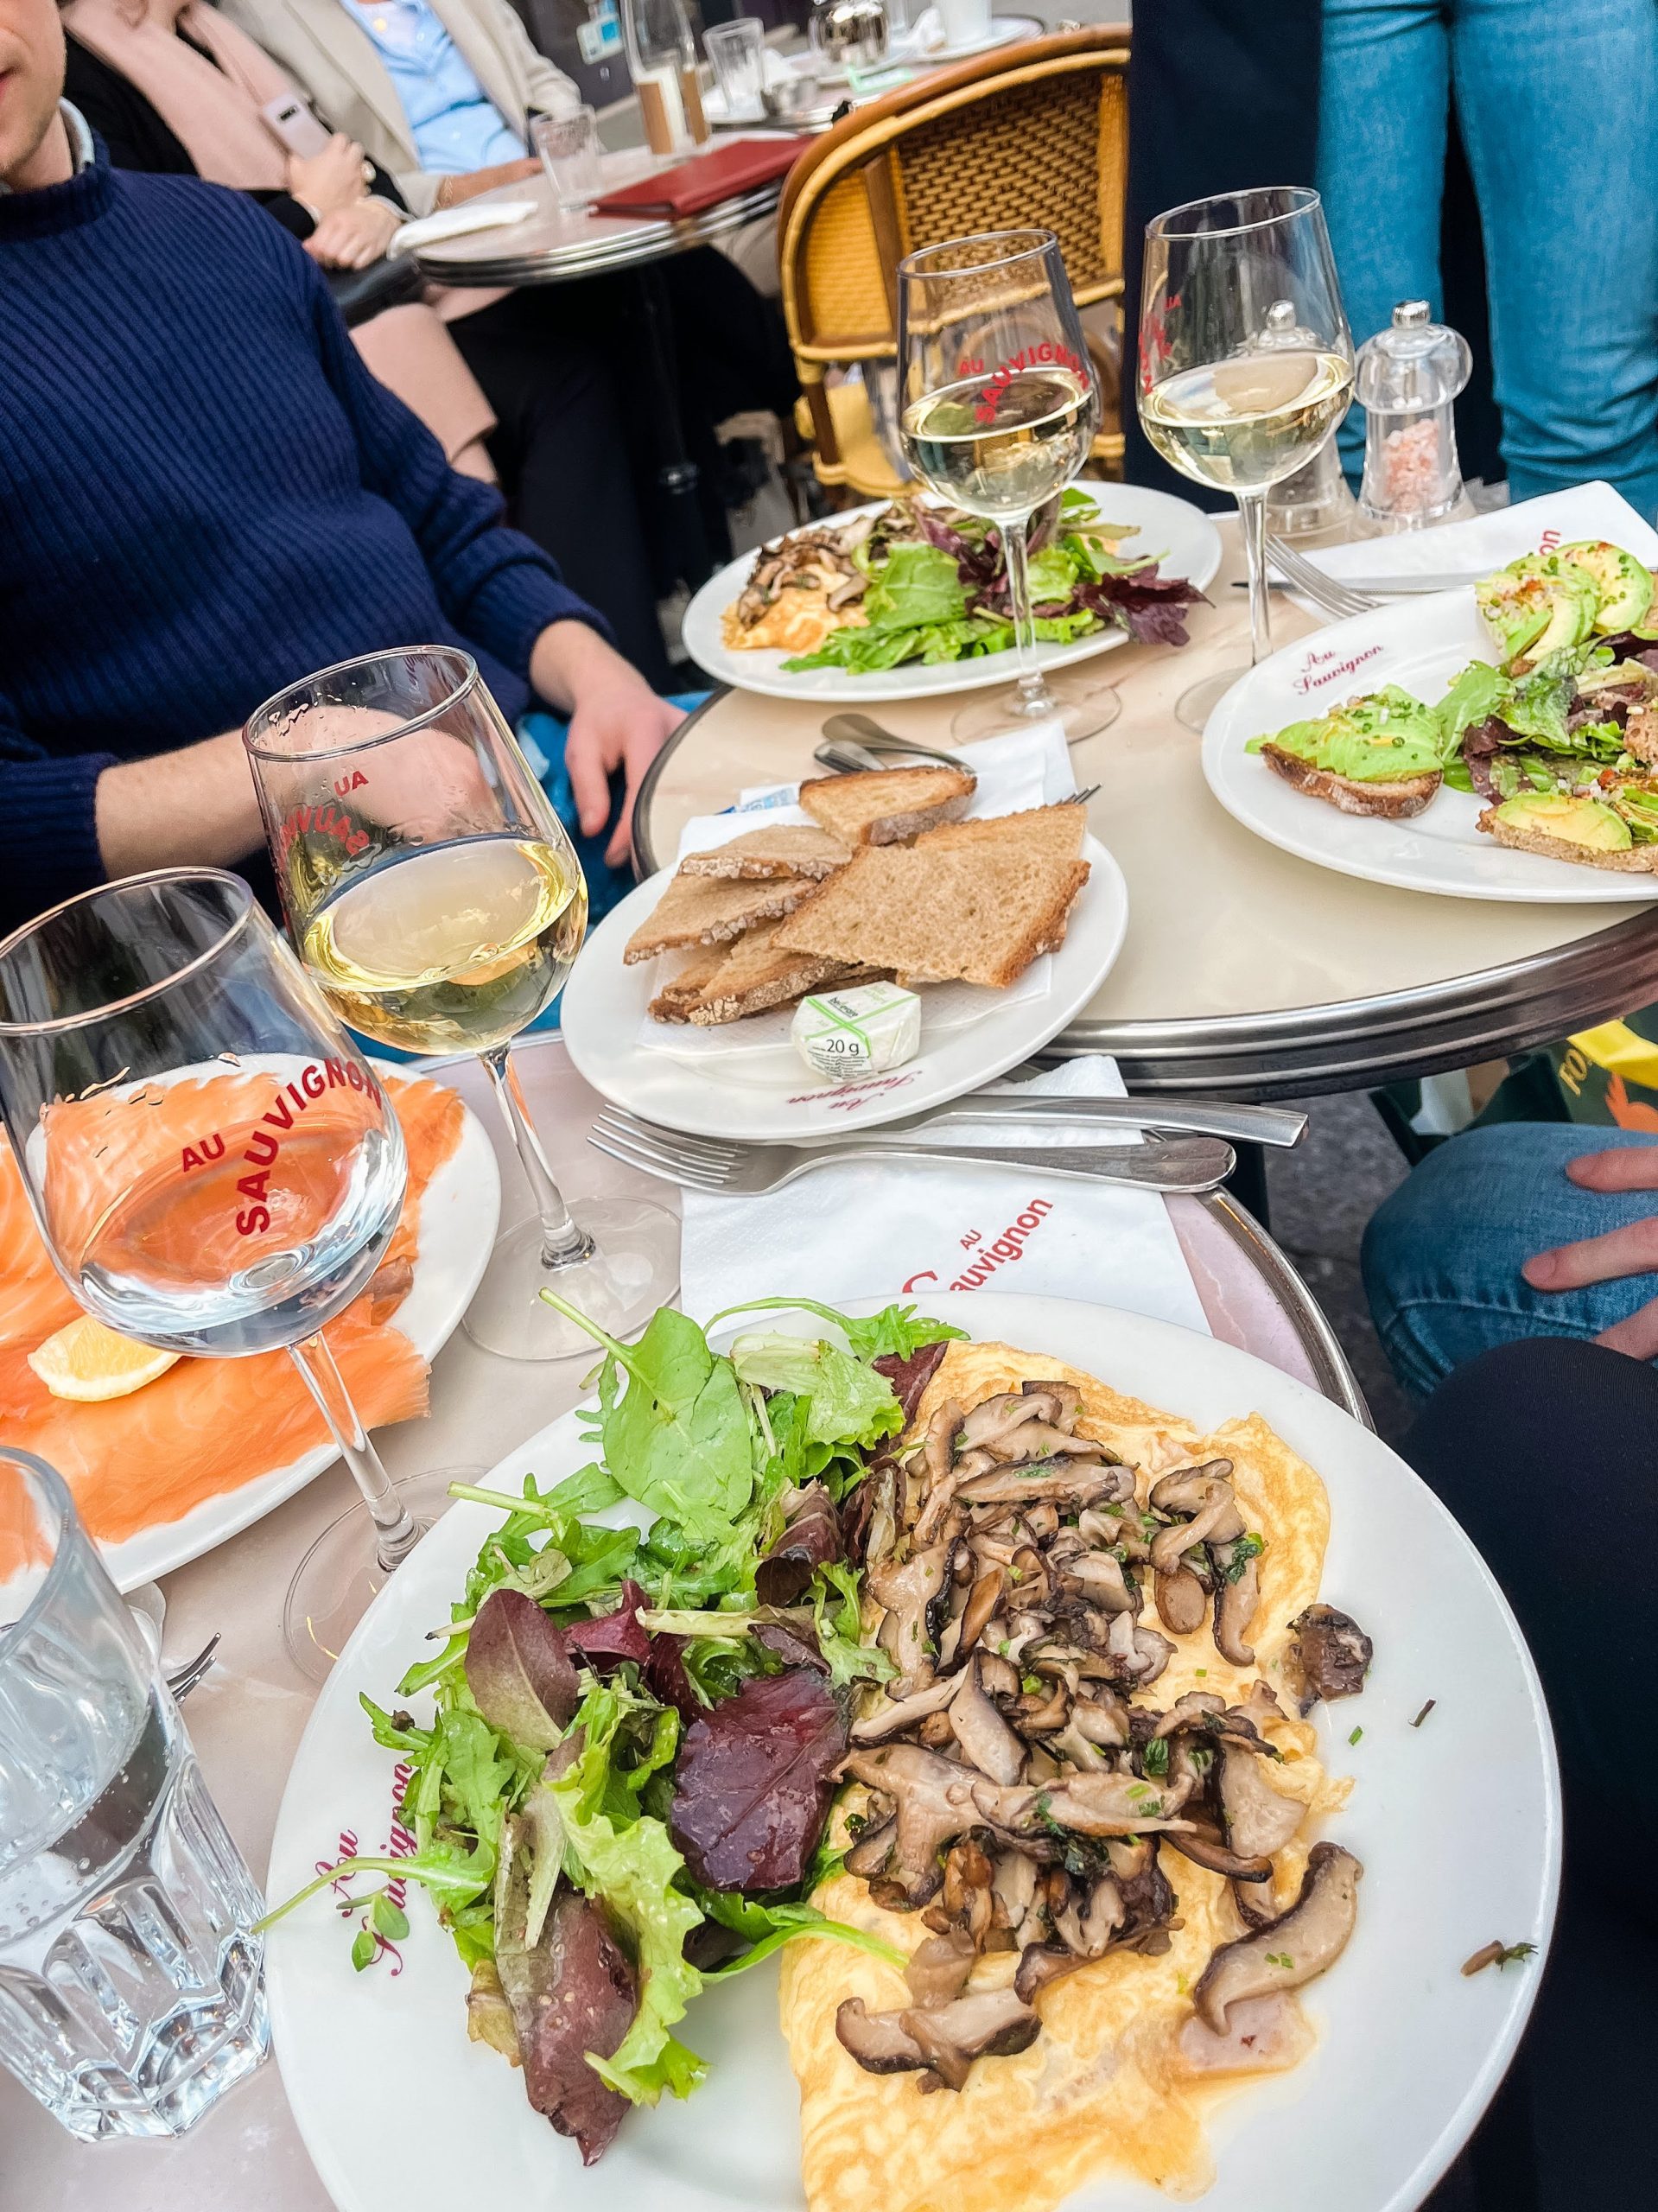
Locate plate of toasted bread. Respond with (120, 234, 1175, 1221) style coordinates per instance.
(1204, 529, 1658, 901)
(560, 766, 1128, 1137)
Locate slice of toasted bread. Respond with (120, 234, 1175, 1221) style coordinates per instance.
(917, 802, 1088, 863)
(646, 918, 881, 1026)
(1258, 742, 1441, 819)
(778, 843, 1089, 990)
(677, 825, 851, 880)
(797, 765, 977, 847)
(624, 873, 815, 965)
(1477, 808, 1658, 872)
(1623, 701, 1658, 765)
(647, 947, 729, 1022)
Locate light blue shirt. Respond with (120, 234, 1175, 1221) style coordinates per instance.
(341, 0, 525, 174)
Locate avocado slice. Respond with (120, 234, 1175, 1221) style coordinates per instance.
(1556, 538, 1655, 633)
(1248, 685, 1448, 782)
(1475, 570, 1550, 668)
(1492, 791, 1633, 852)
(1478, 555, 1599, 672)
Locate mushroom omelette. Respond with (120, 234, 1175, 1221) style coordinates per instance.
(780, 1338, 1371, 2212)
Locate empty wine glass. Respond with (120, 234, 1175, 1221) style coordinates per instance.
(1138, 187, 1355, 730)
(897, 227, 1120, 744)
(243, 646, 677, 1365)
(0, 870, 416, 1680)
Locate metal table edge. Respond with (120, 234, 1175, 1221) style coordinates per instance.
(416, 187, 782, 289)
(1198, 1192, 1373, 1429)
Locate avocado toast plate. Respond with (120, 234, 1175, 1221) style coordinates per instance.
(1204, 566, 1658, 903)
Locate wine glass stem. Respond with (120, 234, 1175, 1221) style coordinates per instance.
(286, 1332, 421, 1571)
(1001, 512, 1055, 718)
(1238, 488, 1274, 666)
(480, 1042, 595, 1270)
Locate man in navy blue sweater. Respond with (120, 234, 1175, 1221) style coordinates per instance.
(0, 0, 679, 928)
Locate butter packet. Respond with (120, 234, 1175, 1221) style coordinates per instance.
(791, 982, 921, 1084)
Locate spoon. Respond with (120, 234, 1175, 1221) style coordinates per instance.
(818, 713, 965, 766)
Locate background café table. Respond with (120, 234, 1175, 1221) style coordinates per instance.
(413, 154, 791, 593)
(1, 1033, 1364, 2209)
(637, 518, 1658, 1099)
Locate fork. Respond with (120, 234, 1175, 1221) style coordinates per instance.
(589, 1116, 1236, 1196)
(1264, 534, 1379, 620)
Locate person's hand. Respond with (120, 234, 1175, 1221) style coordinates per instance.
(434, 158, 541, 210)
(302, 199, 402, 270)
(289, 133, 370, 217)
(1522, 1144, 1658, 1356)
(531, 623, 683, 868)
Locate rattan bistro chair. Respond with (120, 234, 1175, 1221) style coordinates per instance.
(777, 26, 1132, 499)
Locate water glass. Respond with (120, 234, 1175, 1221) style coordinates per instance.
(532, 106, 603, 210)
(705, 18, 765, 116)
(0, 1451, 268, 2139)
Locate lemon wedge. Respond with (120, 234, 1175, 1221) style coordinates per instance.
(28, 1317, 181, 1402)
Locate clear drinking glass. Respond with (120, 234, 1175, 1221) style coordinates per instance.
(532, 106, 603, 208)
(0, 1449, 269, 2139)
(0, 870, 427, 1680)
(243, 646, 677, 1367)
(1137, 186, 1355, 730)
(897, 227, 1121, 744)
(705, 18, 766, 118)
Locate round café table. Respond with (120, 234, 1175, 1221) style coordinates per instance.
(636, 518, 1658, 1099)
(414, 154, 788, 590)
(0, 1033, 1367, 2212)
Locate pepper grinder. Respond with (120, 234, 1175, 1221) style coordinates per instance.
(1256, 300, 1358, 542)
(1355, 301, 1475, 533)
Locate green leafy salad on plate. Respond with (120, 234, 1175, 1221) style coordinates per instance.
(262, 1294, 967, 2163)
(720, 490, 1204, 674)
(1246, 537, 1658, 870)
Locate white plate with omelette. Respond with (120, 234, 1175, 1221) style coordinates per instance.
(265, 1292, 1560, 2212)
(683, 487, 1223, 704)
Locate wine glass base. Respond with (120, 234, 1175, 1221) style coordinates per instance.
(950, 672, 1121, 746)
(461, 1196, 679, 1363)
(283, 1465, 481, 1682)
(1173, 665, 1249, 733)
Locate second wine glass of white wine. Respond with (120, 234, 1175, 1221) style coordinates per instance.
(1138, 186, 1354, 731)
(244, 647, 677, 1362)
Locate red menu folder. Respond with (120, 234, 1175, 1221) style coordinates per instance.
(591, 137, 811, 219)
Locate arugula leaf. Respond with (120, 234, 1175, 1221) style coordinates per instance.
(1437, 659, 1508, 754)
(811, 1560, 895, 1688)
(863, 542, 967, 631)
(543, 1297, 754, 1542)
(696, 1891, 905, 1977)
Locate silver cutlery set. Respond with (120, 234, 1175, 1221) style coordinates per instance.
(589, 1096, 1305, 1197)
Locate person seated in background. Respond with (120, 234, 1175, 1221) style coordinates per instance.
(226, 0, 799, 584)
(1392, 1334, 1650, 2212)
(60, 0, 682, 683)
(0, 0, 677, 931)
(1363, 1120, 1658, 1393)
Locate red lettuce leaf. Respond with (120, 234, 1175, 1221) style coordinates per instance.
(668, 1668, 848, 1891)
(755, 1483, 842, 1605)
(645, 1634, 702, 1723)
(565, 1580, 653, 1667)
(464, 1589, 579, 1751)
(497, 1886, 636, 2164)
(1079, 568, 1207, 648)
(872, 1338, 950, 1427)
(753, 1620, 829, 1675)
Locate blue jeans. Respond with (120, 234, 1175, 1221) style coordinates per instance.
(1318, 0, 1658, 516)
(1362, 1121, 1658, 1394)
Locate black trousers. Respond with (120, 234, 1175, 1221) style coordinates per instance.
(1401, 1338, 1654, 2212)
(448, 248, 797, 690)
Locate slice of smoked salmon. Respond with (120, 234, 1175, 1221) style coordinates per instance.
(0, 1074, 464, 1551)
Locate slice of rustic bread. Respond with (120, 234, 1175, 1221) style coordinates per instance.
(677, 824, 851, 880)
(797, 765, 976, 847)
(917, 802, 1088, 863)
(777, 842, 1090, 989)
(624, 873, 815, 965)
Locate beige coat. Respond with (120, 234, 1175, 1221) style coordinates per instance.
(217, 0, 578, 214)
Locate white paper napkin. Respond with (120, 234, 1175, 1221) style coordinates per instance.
(678, 1055, 1212, 1336)
(1302, 480, 1658, 588)
(390, 200, 536, 254)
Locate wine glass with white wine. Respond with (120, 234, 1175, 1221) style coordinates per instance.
(897, 228, 1120, 743)
(243, 646, 677, 1365)
(1138, 187, 1354, 731)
